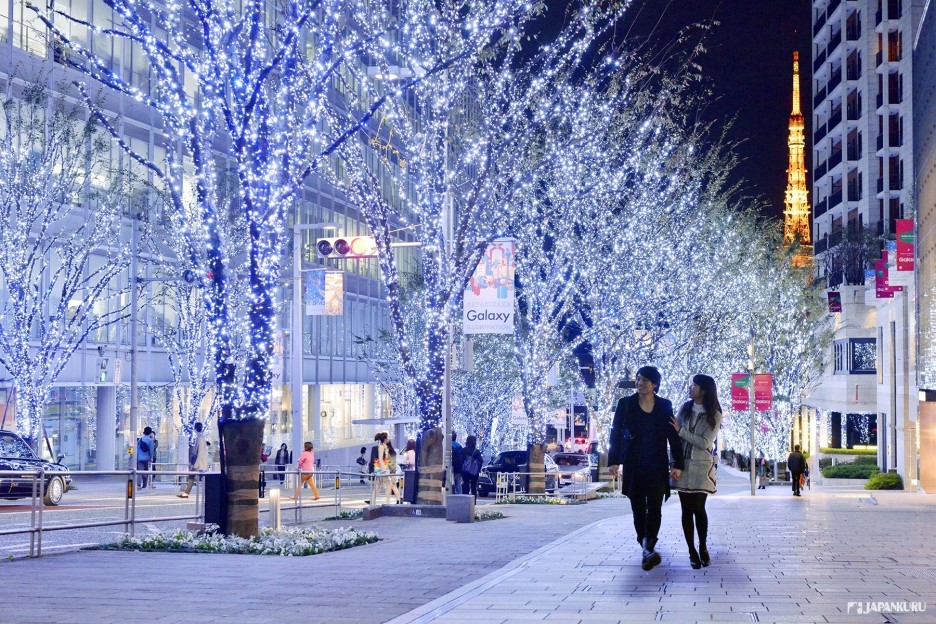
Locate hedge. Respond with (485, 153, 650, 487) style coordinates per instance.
(820, 447, 877, 456)
(821, 463, 880, 479)
(865, 472, 903, 490)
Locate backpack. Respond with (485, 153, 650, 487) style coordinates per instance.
(138, 437, 148, 454)
(461, 450, 482, 477)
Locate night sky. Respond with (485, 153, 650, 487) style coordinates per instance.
(551, 0, 813, 219)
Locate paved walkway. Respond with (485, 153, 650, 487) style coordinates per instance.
(3, 467, 936, 623)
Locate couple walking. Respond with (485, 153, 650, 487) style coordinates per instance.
(609, 367, 722, 571)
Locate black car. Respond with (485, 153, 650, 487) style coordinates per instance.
(477, 450, 559, 497)
(0, 430, 71, 505)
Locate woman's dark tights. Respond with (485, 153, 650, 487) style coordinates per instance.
(678, 492, 708, 552)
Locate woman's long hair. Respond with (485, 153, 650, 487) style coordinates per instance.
(679, 374, 722, 428)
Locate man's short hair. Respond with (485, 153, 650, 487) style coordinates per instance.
(194, 422, 203, 433)
(794, 444, 801, 452)
(143, 426, 153, 435)
(635, 365, 662, 390)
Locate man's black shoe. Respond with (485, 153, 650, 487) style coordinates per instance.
(641, 538, 661, 571)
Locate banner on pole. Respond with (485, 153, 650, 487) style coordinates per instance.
(828, 291, 842, 313)
(305, 271, 344, 315)
(510, 396, 526, 424)
(463, 239, 515, 334)
(754, 374, 773, 411)
(896, 219, 914, 271)
(874, 258, 899, 299)
(731, 373, 750, 411)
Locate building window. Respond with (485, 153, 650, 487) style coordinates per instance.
(850, 338, 877, 373)
(834, 338, 877, 374)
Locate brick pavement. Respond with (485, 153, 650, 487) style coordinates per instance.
(3, 468, 936, 624)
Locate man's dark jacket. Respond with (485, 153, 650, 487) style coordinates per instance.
(608, 394, 685, 495)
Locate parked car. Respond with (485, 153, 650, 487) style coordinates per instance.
(551, 452, 598, 486)
(0, 430, 71, 505)
(477, 450, 559, 497)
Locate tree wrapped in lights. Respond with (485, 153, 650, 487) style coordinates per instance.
(36, 0, 506, 534)
(0, 80, 130, 444)
(334, 0, 625, 500)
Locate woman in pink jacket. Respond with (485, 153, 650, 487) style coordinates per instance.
(292, 441, 320, 500)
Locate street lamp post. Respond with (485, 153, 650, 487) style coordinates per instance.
(290, 222, 338, 461)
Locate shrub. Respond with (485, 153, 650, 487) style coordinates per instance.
(820, 447, 877, 456)
(865, 472, 903, 490)
(818, 457, 833, 469)
(821, 463, 879, 479)
(853, 456, 878, 465)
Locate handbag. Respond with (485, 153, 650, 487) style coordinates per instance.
(799, 473, 806, 487)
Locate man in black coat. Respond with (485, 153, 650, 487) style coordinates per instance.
(787, 444, 807, 497)
(608, 366, 684, 571)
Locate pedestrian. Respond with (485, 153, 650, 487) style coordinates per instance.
(461, 435, 483, 498)
(758, 455, 768, 489)
(401, 439, 416, 470)
(788, 444, 807, 497)
(451, 432, 464, 494)
(670, 374, 722, 569)
(178, 422, 210, 498)
(356, 446, 369, 485)
(136, 426, 156, 489)
(274, 443, 290, 483)
(293, 441, 320, 501)
(608, 366, 684, 571)
(383, 436, 402, 504)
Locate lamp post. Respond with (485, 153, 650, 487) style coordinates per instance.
(290, 222, 338, 460)
(749, 332, 757, 497)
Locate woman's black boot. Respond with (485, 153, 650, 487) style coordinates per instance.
(641, 537, 661, 571)
(688, 547, 702, 569)
(699, 544, 711, 567)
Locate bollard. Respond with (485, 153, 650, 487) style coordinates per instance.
(269, 488, 282, 530)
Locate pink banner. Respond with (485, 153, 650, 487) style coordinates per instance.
(754, 374, 772, 411)
(896, 219, 914, 271)
(731, 373, 749, 411)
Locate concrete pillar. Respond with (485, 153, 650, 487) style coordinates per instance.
(291, 383, 304, 461)
(309, 384, 321, 448)
(96, 386, 116, 470)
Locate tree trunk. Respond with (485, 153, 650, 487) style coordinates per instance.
(219, 419, 264, 537)
(527, 442, 546, 495)
(416, 427, 444, 505)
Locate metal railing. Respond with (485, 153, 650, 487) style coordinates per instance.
(0, 468, 207, 558)
(493, 468, 593, 503)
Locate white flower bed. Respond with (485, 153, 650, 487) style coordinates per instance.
(102, 524, 378, 556)
(474, 508, 505, 521)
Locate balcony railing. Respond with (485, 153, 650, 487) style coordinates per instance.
(878, 177, 884, 193)
(815, 11, 828, 37)
(828, 0, 842, 17)
(877, 91, 884, 108)
(847, 62, 860, 80)
(828, 67, 843, 91)
(846, 20, 862, 41)
(877, 134, 884, 150)
(815, 123, 828, 143)
(847, 144, 861, 160)
(828, 150, 843, 169)
(847, 102, 861, 120)
(815, 160, 828, 180)
(828, 29, 843, 56)
(829, 189, 843, 207)
(815, 197, 828, 218)
(815, 48, 828, 72)
(828, 108, 843, 131)
(815, 237, 829, 255)
(815, 86, 827, 108)
(848, 185, 862, 201)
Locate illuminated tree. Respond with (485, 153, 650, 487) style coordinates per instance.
(0, 81, 129, 443)
(36, 0, 525, 534)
